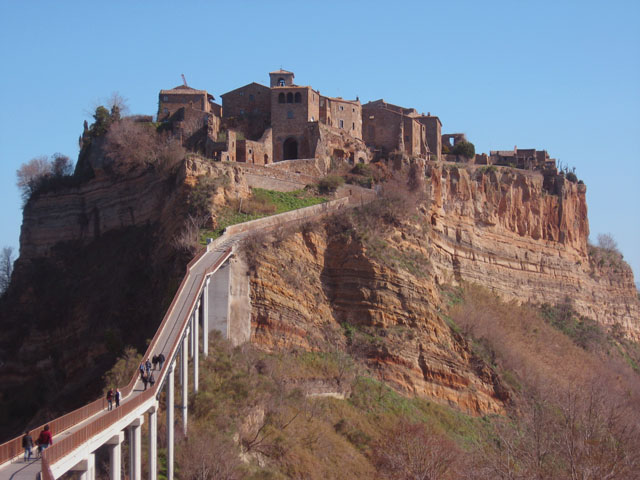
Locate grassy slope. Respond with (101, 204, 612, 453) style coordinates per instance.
(199, 188, 327, 244)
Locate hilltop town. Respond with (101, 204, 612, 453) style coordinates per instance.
(154, 69, 559, 177)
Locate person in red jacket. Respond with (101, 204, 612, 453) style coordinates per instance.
(36, 425, 53, 457)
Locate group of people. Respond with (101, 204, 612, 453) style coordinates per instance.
(105, 388, 121, 411)
(19, 353, 168, 464)
(139, 354, 164, 391)
(21, 425, 52, 462)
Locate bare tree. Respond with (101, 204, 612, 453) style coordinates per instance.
(597, 233, 619, 253)
(372, 421, 460, 480)
(176, 425, 242, 480)
(16, 156, 52, 202)
(0, 246, 14, 294)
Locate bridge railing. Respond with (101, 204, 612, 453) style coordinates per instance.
(40, 246, 232, 474)
(0, 247, 211, 468)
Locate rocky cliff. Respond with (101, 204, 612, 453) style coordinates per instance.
(243, 160, 639, 417)
(0, 155, 249, 439)
(426, 163, 640, 339)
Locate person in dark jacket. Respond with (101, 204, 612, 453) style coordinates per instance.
(149, 372, 155, 387)
(115, 389, 121, 408)
(22, 431, 33, 462)
(152, 355, 158, 370)
(36, 425, 53, 457)
(158, 353, 165, 370)
(106, 388, 114, 411)
(142, 373, 148, 391)
(145, 359, 152, 375)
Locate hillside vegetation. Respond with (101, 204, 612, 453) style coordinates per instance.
(129, 284, 639, 479)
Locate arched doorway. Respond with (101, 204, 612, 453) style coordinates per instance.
(283, 138, 298, 160)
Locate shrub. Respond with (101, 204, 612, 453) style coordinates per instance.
(318, 175, 345, 193)
(451, 141, 475, 159)
(351, 163, 371, 176)
(566, 171, 578, 183)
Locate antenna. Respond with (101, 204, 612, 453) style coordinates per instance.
(181, 74, 188, 87)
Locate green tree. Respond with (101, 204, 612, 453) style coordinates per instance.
(452, 141, 475, 159)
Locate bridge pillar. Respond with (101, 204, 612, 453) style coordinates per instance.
(129, 416, 144, 480)
(194, 301, 200, 393)
(148, 405, 157, 480)
(106, 432, 124, 480)
(166, 362, 175, 480)
(203, 278, 210, 357)
(189, 316, 194, 359)
(72, 453, 95, 480)
(181, 334, 189, 436)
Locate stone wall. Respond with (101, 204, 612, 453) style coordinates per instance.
(221, 83, 271, 140)
(237, 128, 272, 165)
(223, 197, 349, 237)
(271, 87, 320, 161)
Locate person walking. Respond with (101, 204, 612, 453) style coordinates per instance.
(145, 358, 152, 375)
(22, 431, 33, 462)
(36, 425, 53, 457)
(149, 372, 155, 388)
(115, 389, 121, 408)
(158, 353, 165, 370)
(139, 362, 145, 377)
(106, 388, 114, 411)
(152, 355, 158, 370)
(142, 373, 148, 391)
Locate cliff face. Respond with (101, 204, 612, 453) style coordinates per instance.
(247, 226, 506, 416)
(0, 156, 249, 439)
(427, 164, 640, 339)
(19, 156, 250, 261)
(245, 161, 639, 416)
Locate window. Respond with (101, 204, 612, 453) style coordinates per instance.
(239, 92, 244, 96)
(240, 109, 245, 115)
(294, 92, 301, 103)
(278, 78, 285, 87)
(352, 108, 355, 112)
(278, 93, 285, 104)
(339, 120, 344, 128)
(339, 105, 344, 111)
(352, 122, 355, 130)
(310, 116, 315, 122)
(286, 92, 293, 103)
(287, 110, 294, 119)
(320, 99, 324, 106)
(163, 108, 169, 114)
(163, 96, 168, 101)
(249, 94, 255, 101)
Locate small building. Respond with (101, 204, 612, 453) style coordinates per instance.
(157, 85, 220, 122)
(362, 100, 433, 158)
(489, 147, 555, 170)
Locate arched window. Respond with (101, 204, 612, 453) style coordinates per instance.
(294, 92, 301, 103)
(286, 92, 293, 103)
(278, 78, 285, 87)
(278, 93, 285, 104)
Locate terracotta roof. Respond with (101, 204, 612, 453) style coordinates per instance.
(270, 69, 294, 75)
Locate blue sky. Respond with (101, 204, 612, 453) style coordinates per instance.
(1, 0, 638, 284)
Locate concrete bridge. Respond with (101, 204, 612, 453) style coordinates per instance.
(0, 195, 365, 480)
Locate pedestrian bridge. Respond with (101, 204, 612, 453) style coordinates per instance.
(0, 196, 361, 480)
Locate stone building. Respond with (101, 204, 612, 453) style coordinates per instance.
(220, 70, 365, 163)
(158, 85, 220, 122)
(489, 147, 555, 170)
(362, 100, 436, 159)
(220, 82, 271, 140)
